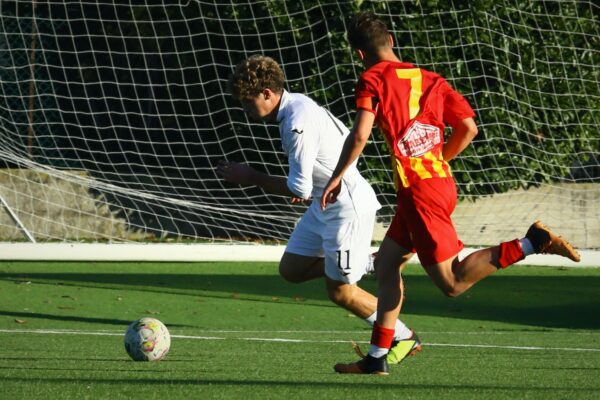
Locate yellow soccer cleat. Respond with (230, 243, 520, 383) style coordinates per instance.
(387, 330, 422, 365)
(526, 221, 581, 262)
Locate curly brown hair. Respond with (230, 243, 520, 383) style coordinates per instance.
(347, 12, 391, 54)
(228, 55, 285, 100)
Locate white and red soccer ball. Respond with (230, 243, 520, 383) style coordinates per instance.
(124, 317, 171, 361)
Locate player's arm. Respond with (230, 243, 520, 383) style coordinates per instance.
(217, 160, 296, 197)
(442, 83, 478, 162)
(284, 120, 319, 201)
(443, 117, 478, 162)
(321, 110, 375, 209)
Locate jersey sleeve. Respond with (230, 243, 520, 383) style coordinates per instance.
(442, 82, 475, 128)
(284, 122, 318, 199)
(354, 73, 379, 114)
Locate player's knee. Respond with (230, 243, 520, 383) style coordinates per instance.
(440, 284, 466, 298)
(278, 262, 303, 283)
(442, 288, 460, 298)
(327, 283, 353, 307)
(431, 276, 462, 297)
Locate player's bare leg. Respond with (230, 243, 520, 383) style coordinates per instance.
(334, 237, 416, 374)
(371, 242, 422, 364)
(424, 220, 581, 298)
(279, 253, 325, 283)
(374, 238, 414, 329)
(324, 254, 411, 318)
(280, 252, 397, 320)
(325, 278, 377, 318)
(424, 249, 498, 297)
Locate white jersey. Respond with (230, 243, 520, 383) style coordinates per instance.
(277, 90, 381, 220)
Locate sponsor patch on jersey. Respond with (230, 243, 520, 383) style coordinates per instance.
(396, 120, 441, 157)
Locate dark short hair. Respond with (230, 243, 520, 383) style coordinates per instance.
(228, 55, 285, 100)
(346, 11, 391, 54)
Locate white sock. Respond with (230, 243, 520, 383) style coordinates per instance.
(393, 319, 413, 341)
(520, 237, 535, 256)
(368, 345, 389, 358)
(364, 253, 375, 275)
(364, 312, 412, 341)
(365, 312, 377, 325)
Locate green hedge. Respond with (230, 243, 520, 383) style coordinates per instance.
(2, 1, 597, 200)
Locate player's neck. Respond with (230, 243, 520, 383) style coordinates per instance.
(363, 49, 401, 69)
(264, 92, 282, 123)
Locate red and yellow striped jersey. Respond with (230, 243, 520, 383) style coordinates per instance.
(355, 61, 475, 189)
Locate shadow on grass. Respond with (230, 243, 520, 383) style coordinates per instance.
(0, 376, 597, 394)
(0, 269, 598, 330)
(0, 310, 192, 327)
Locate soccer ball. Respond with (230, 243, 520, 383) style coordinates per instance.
(124, 317, 171, 361)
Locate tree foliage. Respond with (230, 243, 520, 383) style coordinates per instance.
(2, 0, 598, 202)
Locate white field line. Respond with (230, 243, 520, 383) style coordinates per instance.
(424, 343, 600, 352)
(127, 329, 600, 335)
(1, 328, 599, 353)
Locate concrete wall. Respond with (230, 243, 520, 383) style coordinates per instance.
(1, 168, 598, 249)
(0, 169, 127, 241)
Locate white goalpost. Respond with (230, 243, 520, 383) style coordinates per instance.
(0, 1, 598, 265)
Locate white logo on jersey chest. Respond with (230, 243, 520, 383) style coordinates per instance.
(397, 121, 441, 157)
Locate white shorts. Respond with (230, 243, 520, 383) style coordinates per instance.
(286, 206, 376, 284)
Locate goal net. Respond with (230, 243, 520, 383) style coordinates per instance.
(0, 1, 598, 254)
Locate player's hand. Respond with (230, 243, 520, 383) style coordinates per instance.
(320, 177, 342, 210)
(216, 160, 256, 186)
(290, 197, 309, 204)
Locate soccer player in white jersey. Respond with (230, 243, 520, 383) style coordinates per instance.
(218, 55, 421, 365)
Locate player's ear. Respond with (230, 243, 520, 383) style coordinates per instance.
(388, 34, 394, 48)
(262, 88, 273, 100)
(356, 49, 365, 60)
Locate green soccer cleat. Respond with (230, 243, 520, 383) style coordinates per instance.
(387, 330, 422, 365)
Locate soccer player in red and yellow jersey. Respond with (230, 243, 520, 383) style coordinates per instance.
(321, 12, 581, 375)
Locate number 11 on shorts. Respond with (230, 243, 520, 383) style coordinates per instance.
(336, 249, 351, 276)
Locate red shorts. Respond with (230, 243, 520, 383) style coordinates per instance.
(386, 177, 463, 266)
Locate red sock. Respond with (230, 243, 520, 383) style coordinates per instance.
(498, 239, 525, 268)
(370, 322, 395, 349)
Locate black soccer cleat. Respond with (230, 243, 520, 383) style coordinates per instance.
(334, 354, 389, 375)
